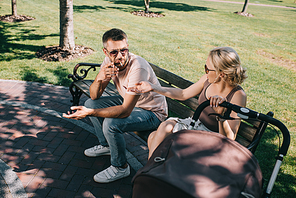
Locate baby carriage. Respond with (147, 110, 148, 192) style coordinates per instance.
(132, 100, 290, 198)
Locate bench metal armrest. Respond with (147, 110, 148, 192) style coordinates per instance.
(68, 62, 101, 81)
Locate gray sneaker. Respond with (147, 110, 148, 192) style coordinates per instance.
(84, 145, 111, 157)
(94, 165, 130, 183)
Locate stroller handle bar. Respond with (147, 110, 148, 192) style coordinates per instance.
(192, 100, 290, 156)
(191, 100, 291, 197)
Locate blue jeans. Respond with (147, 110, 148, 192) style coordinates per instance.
(84, 96, 162, 167)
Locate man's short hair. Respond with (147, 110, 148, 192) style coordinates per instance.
(102, 28, 127, 47)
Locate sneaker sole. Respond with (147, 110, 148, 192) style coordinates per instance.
(84, 151, 111, 157)
(93, 172, 130, 183)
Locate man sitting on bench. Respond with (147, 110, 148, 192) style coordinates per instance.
(63, 28, 168, 183)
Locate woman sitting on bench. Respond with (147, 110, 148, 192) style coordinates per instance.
(128, 47, 247, 159)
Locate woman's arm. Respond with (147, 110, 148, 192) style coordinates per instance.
(211, 90, 247, 140)
(129, 74, 208, 101)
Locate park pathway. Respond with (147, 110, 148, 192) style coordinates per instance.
(0, 79, 149, 198)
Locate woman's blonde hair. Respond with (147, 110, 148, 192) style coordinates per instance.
(208, 47, 247, 86)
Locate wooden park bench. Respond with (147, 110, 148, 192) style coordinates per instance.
(68, 62, 273, 154)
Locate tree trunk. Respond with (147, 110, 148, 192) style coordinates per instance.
(12, 0, 17, 16)
(59, 0, 75, 50)
(241, 0, 249, 13)
(144, 0, 150, 13)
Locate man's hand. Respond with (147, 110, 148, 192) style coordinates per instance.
(96, 63, 119, 81)
(63, 106, 92, 120)
(127, 81, 153, 93)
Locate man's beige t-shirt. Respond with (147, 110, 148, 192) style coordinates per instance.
(101, 53, 168, 121)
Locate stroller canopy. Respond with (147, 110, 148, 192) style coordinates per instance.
(133, 130, 262, 198)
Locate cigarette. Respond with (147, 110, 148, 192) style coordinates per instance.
(120, 62, 123, 67)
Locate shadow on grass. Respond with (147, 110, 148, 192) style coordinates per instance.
(21, 69, 48, 83)
(20, 66, 72, 87)
(255, 127, 295, 197)
(102, 0, 212, 12)
(73, 5, 106, 12)
(47, 66, 72, 86)
(0, 21, 58, 61)
(268, 0, 283, 2)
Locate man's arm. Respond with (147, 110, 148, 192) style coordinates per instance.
(89, 80, 109, 100)
(63, 93, 140, 120)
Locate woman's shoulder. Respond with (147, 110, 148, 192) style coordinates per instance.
(230, 88, 247, 106)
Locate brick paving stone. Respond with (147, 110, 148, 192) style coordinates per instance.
(62, 139, 82, 147)
(70, 158, 93, 169)
(76, 167, 96, 178)
(52, 144, 69, 156)
(36, 169, 62, 179)
(0, 80, 152, 197)
(66, 174, 85, 192)
(76, 184, 95, 198)
(47, 188, 76, 197)
(58, 151, 76, 164)
(42, 178, 69, 189)
(25, 175, 45, 193)
(60, 165, 79, 181)
(38, 153, 60, 163)
(42, 162, 67, 172)
(16, 172, 35, 187)
(117, 184, 133, 198)
(48, 137, 64, 147)
(92, 187, 117, 198)
(68, 145, 85, 153)
(29, 187, 52, 198)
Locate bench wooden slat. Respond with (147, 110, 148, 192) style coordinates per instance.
(241, 119, 261, 128)
(74, 80, 91, 97)
(235, 136, 250, 148)
(105, 83, 119, 96)
(237, 121, 259, 142)
(74, 80, 119, 97)
(150, 63, 194, 89)
(166, 98, 195, 118)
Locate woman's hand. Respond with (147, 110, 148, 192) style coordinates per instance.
(127, 81, 153, 93)
(209, 95, 227, 115)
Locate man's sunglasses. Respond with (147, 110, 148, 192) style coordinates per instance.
(204, 64, 215, 74)
(105, 48, 129, 57)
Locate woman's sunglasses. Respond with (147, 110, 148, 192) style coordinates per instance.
(105, 48, 129, 57)
(204, 64, 215, 74)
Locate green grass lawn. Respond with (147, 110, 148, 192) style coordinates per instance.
(1, 0, 295, 197)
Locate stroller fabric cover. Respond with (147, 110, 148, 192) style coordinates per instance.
(132, 130, 262, 198)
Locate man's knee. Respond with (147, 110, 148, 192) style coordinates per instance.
(102, 118, 121, 134)
(84, 98, 96, 108)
